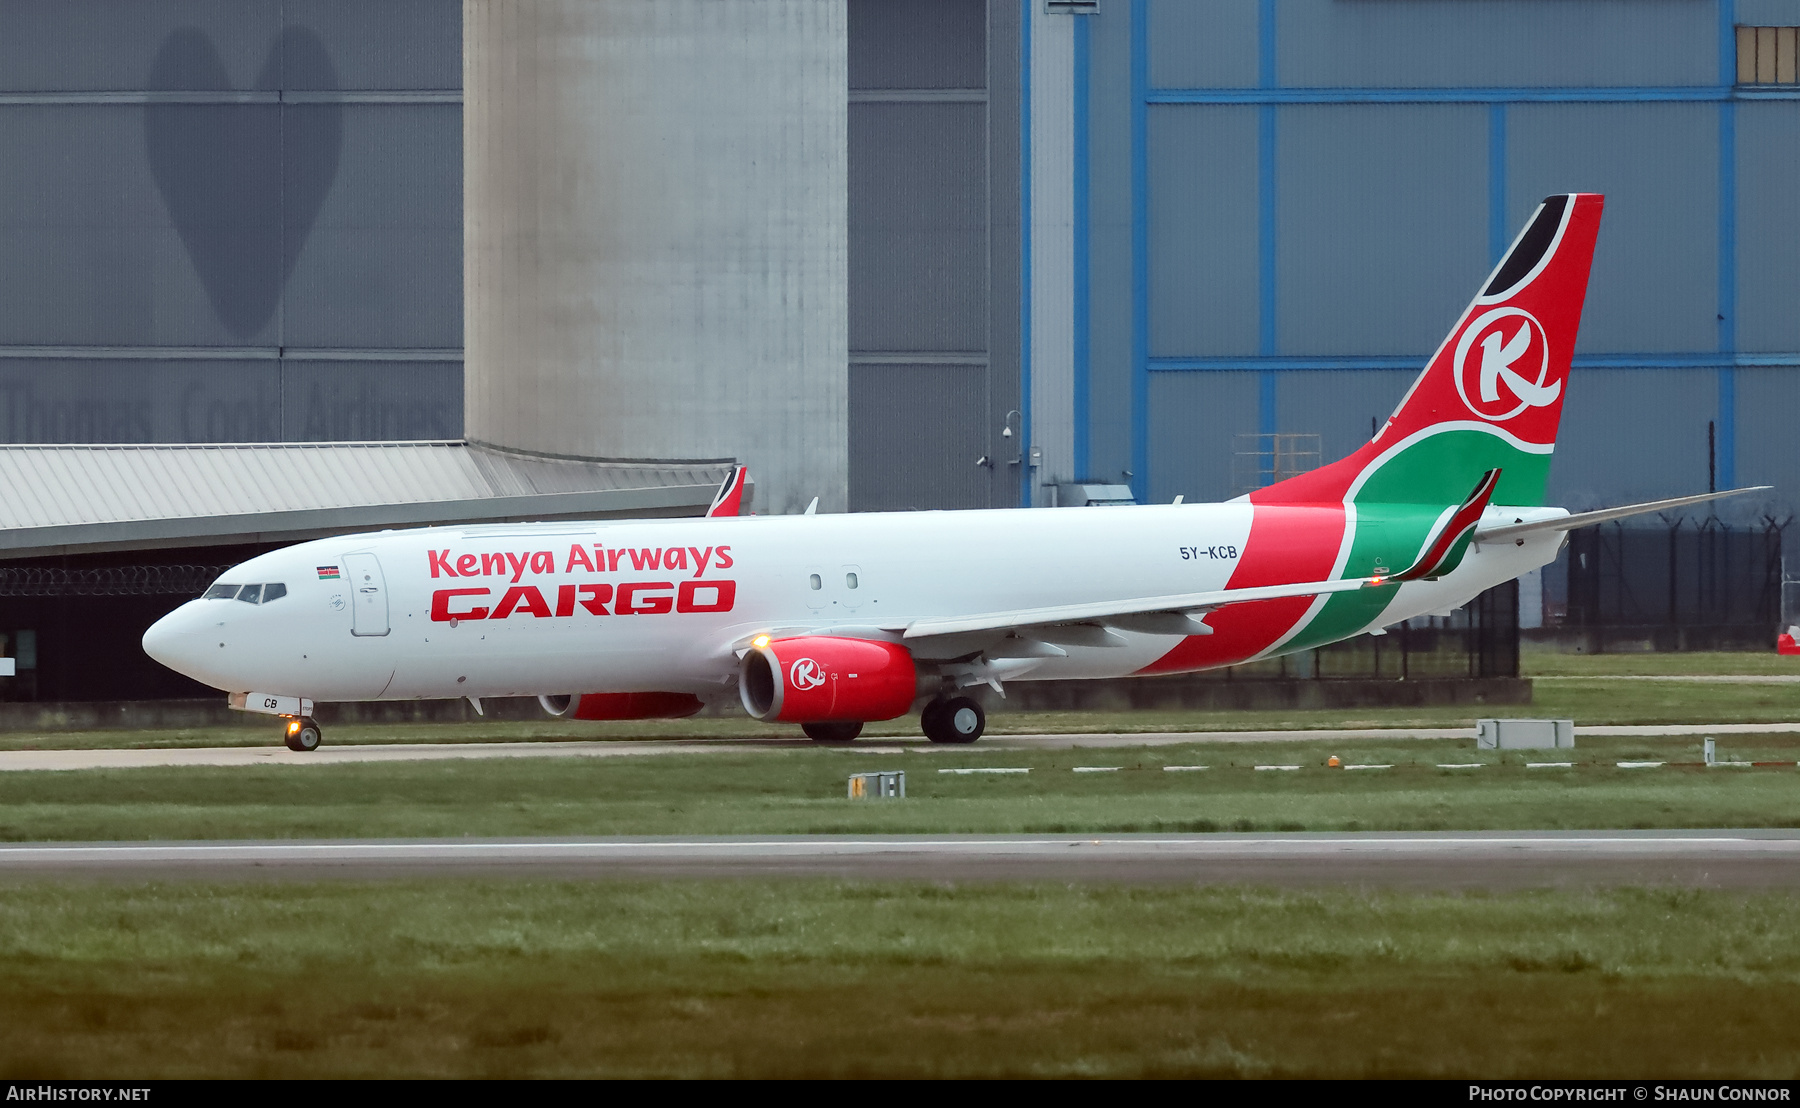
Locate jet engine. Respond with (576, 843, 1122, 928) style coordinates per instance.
(739, 636, 919, 723)
(538, 692, 705, 720)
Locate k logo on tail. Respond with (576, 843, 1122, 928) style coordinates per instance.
(1454, 307, 1558, 421)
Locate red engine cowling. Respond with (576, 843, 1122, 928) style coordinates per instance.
(538, 692, 705, 720)
(738, 636, 918, 723)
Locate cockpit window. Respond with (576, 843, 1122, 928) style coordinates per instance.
(204, 583, 287, 603)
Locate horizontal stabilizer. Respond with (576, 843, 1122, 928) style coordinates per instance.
(902, 576, 1380, 641)
(1473, 486, 1772, 544)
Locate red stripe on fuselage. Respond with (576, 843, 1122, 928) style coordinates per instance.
(1139, 503, 1346, 674)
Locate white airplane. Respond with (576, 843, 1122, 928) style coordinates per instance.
(144, 194, 1761, 750)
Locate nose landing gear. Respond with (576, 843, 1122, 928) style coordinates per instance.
(285, 717, 323, 752)
(921, 696, 984, 743)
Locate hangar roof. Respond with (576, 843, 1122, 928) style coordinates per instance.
(0, 441, 736, 559)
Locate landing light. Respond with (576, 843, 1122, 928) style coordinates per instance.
(751, 634, 771, 649)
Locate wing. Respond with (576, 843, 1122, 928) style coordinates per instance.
(900, 575, 1382, 642)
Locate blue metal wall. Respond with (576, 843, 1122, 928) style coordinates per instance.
(1071, 0, 1800, 518)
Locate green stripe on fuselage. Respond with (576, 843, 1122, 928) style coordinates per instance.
(1273, 505, 1426, 655)
(1359, 429, 1551, 507)
(1272, 429, 1550, 656)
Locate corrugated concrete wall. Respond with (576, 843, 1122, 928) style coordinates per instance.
(464, 0, 848, 516)
(0, 0, 463, 443)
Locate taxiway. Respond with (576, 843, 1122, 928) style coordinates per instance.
(4, 831, 1798, 886)
(3, 722, 1799, 771)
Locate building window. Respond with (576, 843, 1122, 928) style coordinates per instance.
(1737, 26, 1799, 85)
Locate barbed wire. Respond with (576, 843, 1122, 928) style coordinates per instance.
(0, 565, 234, 598)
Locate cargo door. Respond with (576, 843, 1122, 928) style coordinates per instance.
(344, 552, 390, 637)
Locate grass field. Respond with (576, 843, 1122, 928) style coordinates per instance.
(1522, 649, 1800, 677)
(4, 880, 1799, 1078)
(4, 652, 1798, 1078)
(2, 734, 1796, 841)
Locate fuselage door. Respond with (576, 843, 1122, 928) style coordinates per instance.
(344, 552, 390, 637)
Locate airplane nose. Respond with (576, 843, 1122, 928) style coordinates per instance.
(142, 603, 208, 676)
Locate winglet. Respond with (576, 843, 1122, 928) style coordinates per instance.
(1395, 468, 1502, 581)
(706, 466, 749, 518)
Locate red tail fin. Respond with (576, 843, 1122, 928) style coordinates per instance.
(707, 466, 749, 517)
(1255, 193, 1604, 507)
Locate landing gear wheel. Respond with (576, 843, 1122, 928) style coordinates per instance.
(920, 699, 947, 737)
(923, 696, 984, 744)
(285, 717, 322, 752)
(803, 721, 863, 743)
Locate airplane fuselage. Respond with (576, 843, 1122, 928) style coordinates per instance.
(144, 502, 1562, 706)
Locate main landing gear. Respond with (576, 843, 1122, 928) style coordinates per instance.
(285, 716, 323, 752)
(921, 696, 984, 744)
(803, 721, 863, 743)
(796, 699, 986, 745)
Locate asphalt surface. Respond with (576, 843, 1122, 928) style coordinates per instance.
(5, 722, 1800, 771)
(6, 831, 1800, 886)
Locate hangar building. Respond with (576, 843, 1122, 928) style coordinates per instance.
(0, 0, 1795, 701)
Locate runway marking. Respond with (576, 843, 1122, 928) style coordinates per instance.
(1527, 762, 1575, 768)
(1254, 765, 1301, 771)
(1437, 763, 1485, 768)
(1162, 765, 1209, 772)
(1344, 764, 1394, 770)
(1618, 761, 1665, 769)
(1072, 766, 1120, 773)
(938, 768, 1029, 775)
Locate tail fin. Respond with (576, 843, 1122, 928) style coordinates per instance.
(706, 465, 749, 517)
(1256, 193, 1604, 507)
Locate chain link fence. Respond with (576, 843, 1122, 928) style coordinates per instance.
(1537, 516, 1786, 650)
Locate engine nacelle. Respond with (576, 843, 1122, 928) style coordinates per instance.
(538, 692, 705, 720)
(739, 636, 918, 723)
